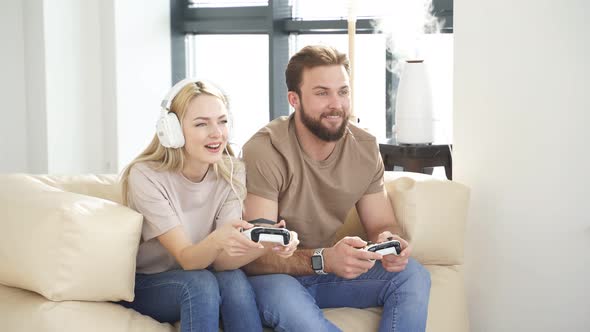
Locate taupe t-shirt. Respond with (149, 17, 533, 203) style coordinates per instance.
(242, 114, 384, 249)
(127, 162, 243, 274)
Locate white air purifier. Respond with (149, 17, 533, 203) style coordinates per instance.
(394, 60, 434, 144)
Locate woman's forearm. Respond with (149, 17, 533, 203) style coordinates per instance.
(178, 235, 223, 270)
(212, 246, 269, 271)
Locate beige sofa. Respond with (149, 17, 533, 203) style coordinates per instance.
(0, 171, 470, 332)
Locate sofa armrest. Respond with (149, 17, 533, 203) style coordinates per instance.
(335, 171, 470, 265)
(0, 174, 142, 302)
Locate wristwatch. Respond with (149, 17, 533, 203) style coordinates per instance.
(311, 248, 328, 275)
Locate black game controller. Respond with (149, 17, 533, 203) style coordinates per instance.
(364, 237, 402, 259)
(241, 218, 291, 246)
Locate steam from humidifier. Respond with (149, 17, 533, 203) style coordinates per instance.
(376, 0, 442, 144)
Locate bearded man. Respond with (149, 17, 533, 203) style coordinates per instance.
(241, 45, 431, 332)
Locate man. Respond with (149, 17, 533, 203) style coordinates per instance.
(242, 45, 431, 332)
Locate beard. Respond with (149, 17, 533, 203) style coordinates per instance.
(299, 104, 349, 142)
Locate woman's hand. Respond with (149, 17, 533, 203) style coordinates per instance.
(211, 220, 264, 256)
(269, 220, 300, 258)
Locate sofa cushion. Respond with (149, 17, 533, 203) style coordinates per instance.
(335, 172, 470, 266)
(424, 264, 469, 332)
(385, 172, 470, 265)
(0, 265, 469, 332)
(0, 284, 174, 332)
(0, 174, 142, 301)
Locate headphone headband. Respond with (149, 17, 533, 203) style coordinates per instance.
(161, 77, 201, 111)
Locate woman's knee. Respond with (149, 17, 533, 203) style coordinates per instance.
(180, 270, 221, 304)
(216, 269, 253, 296)
(215, 269, 248, 285)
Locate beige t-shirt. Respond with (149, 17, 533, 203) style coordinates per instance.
(242, 114, 384, 249)
(127, 161, 243, 274)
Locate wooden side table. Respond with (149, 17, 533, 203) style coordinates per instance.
(379, 139, 453, 180)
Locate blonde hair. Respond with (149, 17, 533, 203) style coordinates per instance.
(120, 81, 246, 207)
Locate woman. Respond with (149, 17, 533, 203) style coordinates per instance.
(119, 79, 298, 332)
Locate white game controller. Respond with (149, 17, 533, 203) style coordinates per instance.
(364, 238, 401, 259)
(241, 218, 291, 246)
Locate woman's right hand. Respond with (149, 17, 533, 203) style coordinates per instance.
(211, 220, 264, 256)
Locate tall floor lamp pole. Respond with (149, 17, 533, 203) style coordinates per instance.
(348, 0, 357, 124)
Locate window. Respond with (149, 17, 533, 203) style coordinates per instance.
(186, 34, 269, 153)
(172, 0, 453, 148)
(189, 0, 268, 8)
(293, 0, 390, 20)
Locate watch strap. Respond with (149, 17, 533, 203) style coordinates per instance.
(312, 248, 328, 275)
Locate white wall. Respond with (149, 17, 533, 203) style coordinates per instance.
(113, 0, 171, 171)
(44, 0, 105, 173)
(0, 1, 29, 172)
(23, 0, 49, 173)
(455, 0, 590, 330)
(0, 0, 171, 174)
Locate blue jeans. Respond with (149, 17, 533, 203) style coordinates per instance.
(249, 258, 431, 332)
(119, 269, 262, 332)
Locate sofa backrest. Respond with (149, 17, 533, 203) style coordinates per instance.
(31, 174, 123, 204)
(2, 171, 470, 268)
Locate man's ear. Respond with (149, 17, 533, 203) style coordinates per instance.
(287, 91, 300, 109)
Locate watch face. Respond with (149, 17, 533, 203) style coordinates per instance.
(311, 255, 323, 270)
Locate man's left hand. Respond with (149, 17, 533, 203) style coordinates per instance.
(376, 231, 411, 273)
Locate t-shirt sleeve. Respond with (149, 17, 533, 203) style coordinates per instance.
(215, 163, 245, 228)
(128, 166, 181, 241)
(242, 136, 285, 202)
(364, 142, 385, 195)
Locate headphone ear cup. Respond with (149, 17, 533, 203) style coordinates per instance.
(156, 111, 185, 148)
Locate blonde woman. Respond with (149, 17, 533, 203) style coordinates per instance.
(118, 79, 299, 332)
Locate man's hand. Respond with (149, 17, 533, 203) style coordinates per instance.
(377, 231, 412, 273)
(323, 236, 382, 279)
(266, 220, 300, 258)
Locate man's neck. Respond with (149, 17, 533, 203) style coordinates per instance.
(293, 117, 338, 161)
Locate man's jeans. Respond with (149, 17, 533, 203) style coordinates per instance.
(249, 258, 431, 332)
(118, 269, 263, 332)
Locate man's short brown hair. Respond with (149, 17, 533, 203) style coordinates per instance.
(285, 45, 350, 95)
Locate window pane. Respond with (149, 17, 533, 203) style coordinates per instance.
(293, 0, 387, 20)
(189, 0, 268, 8)
(293, 34, 387, 139)
(186, 34, 269, 151)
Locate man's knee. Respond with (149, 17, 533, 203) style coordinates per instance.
(405, 258, 431, 290)
(249, 274, 336, 331)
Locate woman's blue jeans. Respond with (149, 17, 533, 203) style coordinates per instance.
(119, 269, 262, 332)
(249, 258, 431, 332)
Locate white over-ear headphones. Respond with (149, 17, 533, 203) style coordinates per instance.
(156, 78, 201, 148)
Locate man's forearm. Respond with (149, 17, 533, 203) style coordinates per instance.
(242, 248, 315, 276)
(368, 224, 403, 243)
